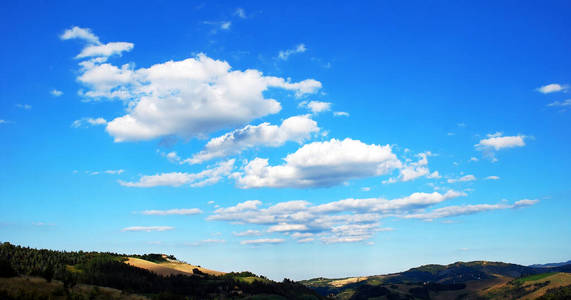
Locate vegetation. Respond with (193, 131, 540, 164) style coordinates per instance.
(0, 242, 322, 299)
(537, 284, 571, 300)
(513, 272, 557, 284)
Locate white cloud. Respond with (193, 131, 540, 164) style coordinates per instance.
(547, 99, 571, 107)
(537, 83, 568, 94)
(298, 101, 331, 114)
(141, 208, 202, 216)
(404, 199, 538, 221)
(208, 190, 465, 243)
(240, 238, 285, 245)
(485, 175, 500, 180)
(184, 115, 319, 164)
(220, 21, 231, 30)
(0, 120, 9, 124)
(278, 44, 307, 60)
(233, 138, 402, 188)
(16, 104, 32, 110)
(333, 111, 350, 117)
(447, 174, 476, 183)
(233, 230, 262, 236)
(60, 26, 100, 44)
(513, 199, 539, 207)
(268, 223, 308, 232)
(384, 152, 439, 183)
(51, 89, 63, 97)
(475, 132, 526, 161)
(361, 187, 371, 191)
(234, 8, 246, 18)
(71, 117, 107, 128)
(62, 26, 133, 59)
(72, 49, 321, 141)
(118, 159, 234, 187)
(77, 42, 134, 59)
(122, 226, 174, 232)
(81, 169, 124, 176)
(470, 157, 479, 162)
(104, 169, 124, 174)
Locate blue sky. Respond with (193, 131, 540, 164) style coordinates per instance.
(1, 1, 570, 280)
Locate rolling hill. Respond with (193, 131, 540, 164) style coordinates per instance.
(301, 261, 571, 299)
(1, 241, 570, 299)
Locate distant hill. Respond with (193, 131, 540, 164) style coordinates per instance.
(530, 261, 571, 268)
(0, 242, 322, 299)
(302, 261, 571, 299)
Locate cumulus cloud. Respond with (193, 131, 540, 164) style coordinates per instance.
(404, 199, 538, 221)
(71, 117, 107, 128)
(122, 226, 174, 232)
(140, 208, 202, 215)
(240, 238, 285, 245)
(82, 58, 318, 140)
(537, 83, 568, 94)
(232, 138, 402, 188)
(208, 190, 465, 243)
(63, 28, 322, 142)
(50, 89, 63, 97)
(475, 132, 526, 161)
(278, 44, 306, 60)
(184, 115, 319, 164)
(447, 174, 476, 183)
(298, 101, 331, 114)
(118, 159, 234, 187)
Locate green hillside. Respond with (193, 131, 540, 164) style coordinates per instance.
(0, 242, 322, 300)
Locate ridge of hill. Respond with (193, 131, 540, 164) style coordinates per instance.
(301, 261, 571, 299)
(0, 242, 322, 299)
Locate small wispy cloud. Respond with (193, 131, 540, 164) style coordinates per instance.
(234, 8, 246, 19)
(233, 230, 262, 237)
(298, 100, 331, 114)
(485, 176, 500, 180)
(241, 238, 285, 245)
(333, 111, 350, 117)
(547, 99, 571, 107)
(140, 208, 202, 216)
(203, 21, 231, 32)
(278, 44, 306, 60)
(537, 83, 568, 94)
(122, 226, 174, 232)
(16, 104, 32, 110)
(71, 117, 107, 128)
(50, 89, 63, 97)
(447, 175, 476, 183)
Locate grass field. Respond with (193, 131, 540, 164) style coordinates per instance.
(514, 272, 558, 284)
(124, 257, 225, 277)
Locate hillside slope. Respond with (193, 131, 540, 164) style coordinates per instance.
(302, 261, 571, 299)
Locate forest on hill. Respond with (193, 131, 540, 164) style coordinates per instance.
(0, 242, 322, 299)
